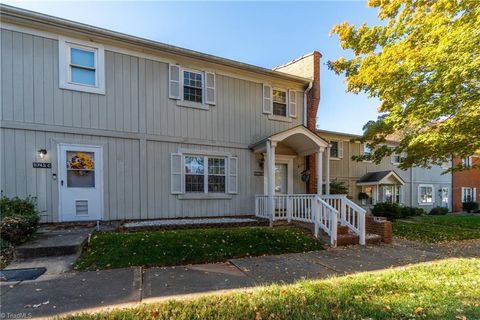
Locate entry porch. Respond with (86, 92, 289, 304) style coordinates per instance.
(249, 126, 366, 246)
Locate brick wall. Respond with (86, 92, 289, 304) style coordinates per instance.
(365, 215, 392, 244)
(452, 156, 480, 212)
(275, 52, 321, 194)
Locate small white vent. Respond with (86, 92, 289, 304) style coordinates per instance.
(75, 200, 88, 216)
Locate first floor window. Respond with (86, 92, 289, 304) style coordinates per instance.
(362, 186, 374, 205)
(462, 187, 474, 202)
(208, 158, 226, 192)
(419, 185, 434, 204)
(184, 155, 226, 193)
(383, 185, 400, 204)
(184, 156, 205, 192)
(183, 70, 203, 103)
(272, 89, 287, 116)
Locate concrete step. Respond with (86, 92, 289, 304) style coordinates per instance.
(365, 233, 383, 245)
(14, 227, 93, 260)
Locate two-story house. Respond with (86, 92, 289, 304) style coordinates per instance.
(0, 5, 335, 224)
(317, 129, 452, 212)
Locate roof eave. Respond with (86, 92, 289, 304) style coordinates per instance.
(0, 4, 311, 85)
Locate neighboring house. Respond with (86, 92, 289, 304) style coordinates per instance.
(0, 5, 332, 223)
(316, 130, 452, 212)
(452, 155, 480, 212)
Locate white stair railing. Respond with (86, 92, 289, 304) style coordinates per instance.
(321, 195, 366, 245)
(254, 194, 340, 246)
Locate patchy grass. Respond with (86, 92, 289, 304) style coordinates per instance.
(66, 258, 480, 320)
(409, 215, 480, 230)
(394, 215, 480, 243)
(74, 226, 323, 271)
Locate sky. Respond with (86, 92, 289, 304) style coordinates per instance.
(4, 0, 382, 134)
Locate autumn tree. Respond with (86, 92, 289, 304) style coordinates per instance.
(328, 0, 480, 170)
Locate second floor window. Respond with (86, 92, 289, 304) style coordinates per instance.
(462, 156, 472, 167)
(70, 47, 96, 86)
(272, 89, 287, 117)
(363, 144, 372, 159)
(183, 70, 203, 103)
(59, 38, 105, 94)
(330, 141, 339, 158)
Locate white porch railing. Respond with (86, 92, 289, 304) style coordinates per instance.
(255, 194, 366, 246)
(322, 195, 366, 245)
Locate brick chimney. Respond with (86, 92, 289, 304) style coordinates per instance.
(275, 51, 322, 193)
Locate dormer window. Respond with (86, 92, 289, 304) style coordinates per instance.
(59, 38, 105, 94)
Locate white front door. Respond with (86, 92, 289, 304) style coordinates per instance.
(274, 163, 288, 194)
(58, 144, 103, 221)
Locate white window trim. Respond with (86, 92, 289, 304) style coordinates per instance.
(391, 154, 402, 165)
(173, 149, 237, 198)
(184, 155, 227, 195)
(418, 184, 435, 205)
(462, 156, 472, 167)
(461, 187, 475, 203)
(272, 88, 289, 118)
(182, 67, 204, 102)
(58, 37, 105, 95)
(329, 140, 341, 160)
(362, 144, 373, 163)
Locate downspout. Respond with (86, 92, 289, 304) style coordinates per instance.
(303, 81, 313, 126)
(410, 167, 414, 207)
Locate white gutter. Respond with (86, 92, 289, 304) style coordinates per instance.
(303, 82, 313, 126)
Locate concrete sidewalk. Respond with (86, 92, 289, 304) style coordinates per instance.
(1, 240, 478, 319)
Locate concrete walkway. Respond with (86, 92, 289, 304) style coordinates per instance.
(1, 240, 478, 319)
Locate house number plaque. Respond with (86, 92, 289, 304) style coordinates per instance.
(33, 162, 52, 168)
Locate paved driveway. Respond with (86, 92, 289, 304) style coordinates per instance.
(1, 240, 478, 319)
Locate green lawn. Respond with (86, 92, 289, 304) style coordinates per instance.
(74, 226, 323, 271)
(394, 215, 480, 243)
(66, 258, 480, 320)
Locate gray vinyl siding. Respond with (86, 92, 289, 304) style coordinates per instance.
(1, 28, 306, 222)
(1, 29, 304, 144)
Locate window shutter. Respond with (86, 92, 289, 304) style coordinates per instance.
(288, 90, 297, 117)
(171, 153, 183, 194)
(263, 84, 272, 114)
(474, 188, 477, 202)
(169, 64, 181, 99)
(205, 72, 216, 105)
(338, 141, 344, 158)
(228, 157, 238, 194)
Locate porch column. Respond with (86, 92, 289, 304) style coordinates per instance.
(325, 146, 331, 195)
(316, 149, 323, 195)
(266, 140, 276, 227)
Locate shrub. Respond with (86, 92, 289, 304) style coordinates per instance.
(371, 202, 402, 220)
(400, 206, 426, 218)
(0, 238, 13, 269)
(462, 201, 479, 213)
(429, 206, 449, 215)
(0, 195, 39, 245)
